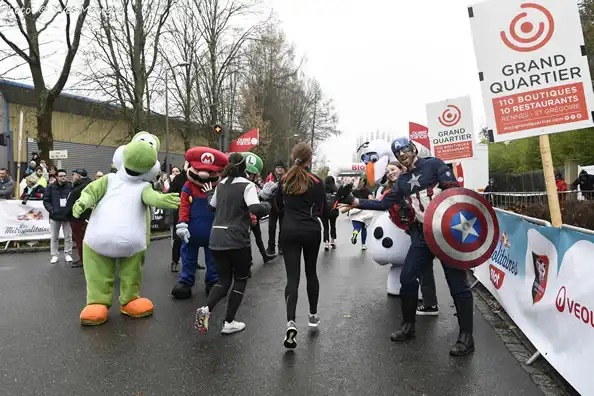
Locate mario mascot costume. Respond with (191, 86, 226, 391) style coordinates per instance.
(171, 147, 228, 299)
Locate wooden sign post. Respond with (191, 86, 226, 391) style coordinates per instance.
(539, 135, 562, 227)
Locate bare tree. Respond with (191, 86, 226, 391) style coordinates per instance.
(0, 0, 91, 163)
(83, 0, 173, 136)
(193, 0, 266, 148)
(160, 2, 204, 150)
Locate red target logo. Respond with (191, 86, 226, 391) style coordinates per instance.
(438, 105, 461, 127)
(501, 3, 555, 52)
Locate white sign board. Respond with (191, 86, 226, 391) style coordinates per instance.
(0, 200, 64, 242)
(469, 0, 594, 142)
(49, 150, 68, 159)
(426, 96, 475, 162)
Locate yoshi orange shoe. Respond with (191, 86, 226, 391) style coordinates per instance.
(80, 304, 109, 326)
(120, 297, 154, 318)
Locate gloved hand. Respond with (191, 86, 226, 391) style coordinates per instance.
(335, 183, 355, 205)
(260, 201, 272, 213)
(259, 181, 278, 201)
(72, 200, 87, 219)
(250, 213, 257, 226)
(176, 222, 191, 243)
(201, 182, 215, 201)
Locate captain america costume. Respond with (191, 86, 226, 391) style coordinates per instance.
(346, 151, 475, 356)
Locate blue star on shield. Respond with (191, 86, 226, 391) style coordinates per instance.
(450, 210, 480, 244)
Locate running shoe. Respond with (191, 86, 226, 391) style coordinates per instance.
(330, 239, 336, 249)
(351, 231, 359, 244)
(194, 306, 210, 334)
(284, 321, 298, 349)
(361, 244, 367, 250)
(221, 320, 246, 334)
(416, 305, 439, 316)
(324, 242, 330, 251)
(308, 314, 320, 327)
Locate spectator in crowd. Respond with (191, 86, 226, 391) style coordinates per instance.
(167, 163, 196, 272)
(20, 175, 45, 202)
(24, 160, 37, 176)
(571, 170, 594, 200)
(31, 152, 40, 166)
(48, 174, 56, 185)
(43, 169, 74, 264)
(555, 171, 567, 201)
(0, 167, 15, 199)
(19, 166, 47, 195)
(38, 160, 49, 179)
(164, 166, 180, 191)
(95, 171, 104, 180)
(265, 160, 287, 255)
(67, 168, 91, 268)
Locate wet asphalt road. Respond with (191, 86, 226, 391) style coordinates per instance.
(0, 218, 542, 396)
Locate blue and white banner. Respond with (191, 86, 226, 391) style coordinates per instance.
(474, 210, 594, 395)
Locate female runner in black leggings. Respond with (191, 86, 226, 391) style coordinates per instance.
(194, 153, 271, 335)
(274, 142, 328, 349)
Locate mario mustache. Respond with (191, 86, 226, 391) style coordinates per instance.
(188, 169, 220, 184)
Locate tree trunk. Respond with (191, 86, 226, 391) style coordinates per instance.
(36, 108, 54, 166)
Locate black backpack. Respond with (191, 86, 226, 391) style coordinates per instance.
(326, 191, 337, 210)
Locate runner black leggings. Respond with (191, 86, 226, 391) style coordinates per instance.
(281, 230, 322, 322)
(207, 247, 251, 323)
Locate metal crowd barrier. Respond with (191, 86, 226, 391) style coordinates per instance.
(480, 190, 594, 209)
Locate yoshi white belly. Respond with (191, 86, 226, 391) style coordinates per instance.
(84, 173, 149, 258)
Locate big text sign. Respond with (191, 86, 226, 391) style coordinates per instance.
(426, 96, 475, 162)
(469, 0, 594, 141)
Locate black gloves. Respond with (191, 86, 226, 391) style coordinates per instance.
(335, 183, 355, 205)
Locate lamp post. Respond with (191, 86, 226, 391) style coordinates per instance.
(286, 133, 299, 165)
(164, 61, 190, 173)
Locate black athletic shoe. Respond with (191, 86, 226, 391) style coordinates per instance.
(284, 321, 297, 349)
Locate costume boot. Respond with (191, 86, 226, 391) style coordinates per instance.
(390, 296, 417, 342)
(449, 297, 475, 356)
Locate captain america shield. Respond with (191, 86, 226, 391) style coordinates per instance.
(423, 188, 499, 269)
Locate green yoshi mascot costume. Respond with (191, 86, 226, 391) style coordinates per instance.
(72, 132, 180, 326)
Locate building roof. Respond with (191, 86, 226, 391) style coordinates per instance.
(0, 79, 201, 131)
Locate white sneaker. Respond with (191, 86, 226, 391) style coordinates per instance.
(50, 256, 58, 264)
(65, 254, 73, 263)
(361, 244, 367, 250)
(308, 314, 321, 327)
(221, 320, 246, 334)
(284, 321, 298, 349)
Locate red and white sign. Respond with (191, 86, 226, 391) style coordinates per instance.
(426, 96, 476, 162)
(468, 0, 594, 141)
(228, 128, 259, 152)
(408, 122, 432, 158)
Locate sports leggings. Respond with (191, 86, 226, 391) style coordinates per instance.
(281, 230, 322, 322)
(207, 247, 251, 323)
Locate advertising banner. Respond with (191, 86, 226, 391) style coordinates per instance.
(0, 200, 64, 242)
(408, 122, 432, 158)
(474, 209, 594, 395)
(426, 96, 476, 162)
(468, 0, 594, 141)
(229, 128, 259, 152)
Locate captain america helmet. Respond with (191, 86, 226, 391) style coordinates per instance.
(391, 137, 417, 157)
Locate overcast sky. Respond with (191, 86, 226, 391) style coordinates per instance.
(0, 0, 492, 165)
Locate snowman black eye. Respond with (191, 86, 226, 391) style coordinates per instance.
(370, 154, 379, 163)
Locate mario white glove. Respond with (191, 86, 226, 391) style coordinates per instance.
(258, 181, 278, 201)
(176, 222, 191, 243)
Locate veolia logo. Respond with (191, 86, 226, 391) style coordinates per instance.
(438, 105, 461, 127)
(556, 286, 566, 312)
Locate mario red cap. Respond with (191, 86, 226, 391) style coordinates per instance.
(186, 147, 228, 172)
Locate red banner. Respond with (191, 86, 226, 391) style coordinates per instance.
(229, 128, 259, 152)
(408, 122, 431, 152)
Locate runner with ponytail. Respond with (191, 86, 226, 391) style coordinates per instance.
(275, 142, 328, 349)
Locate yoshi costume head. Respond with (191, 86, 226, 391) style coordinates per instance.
(240, 152, 263, 181)
(72, 131, 180, 326)
(185, 147, 228, 187)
